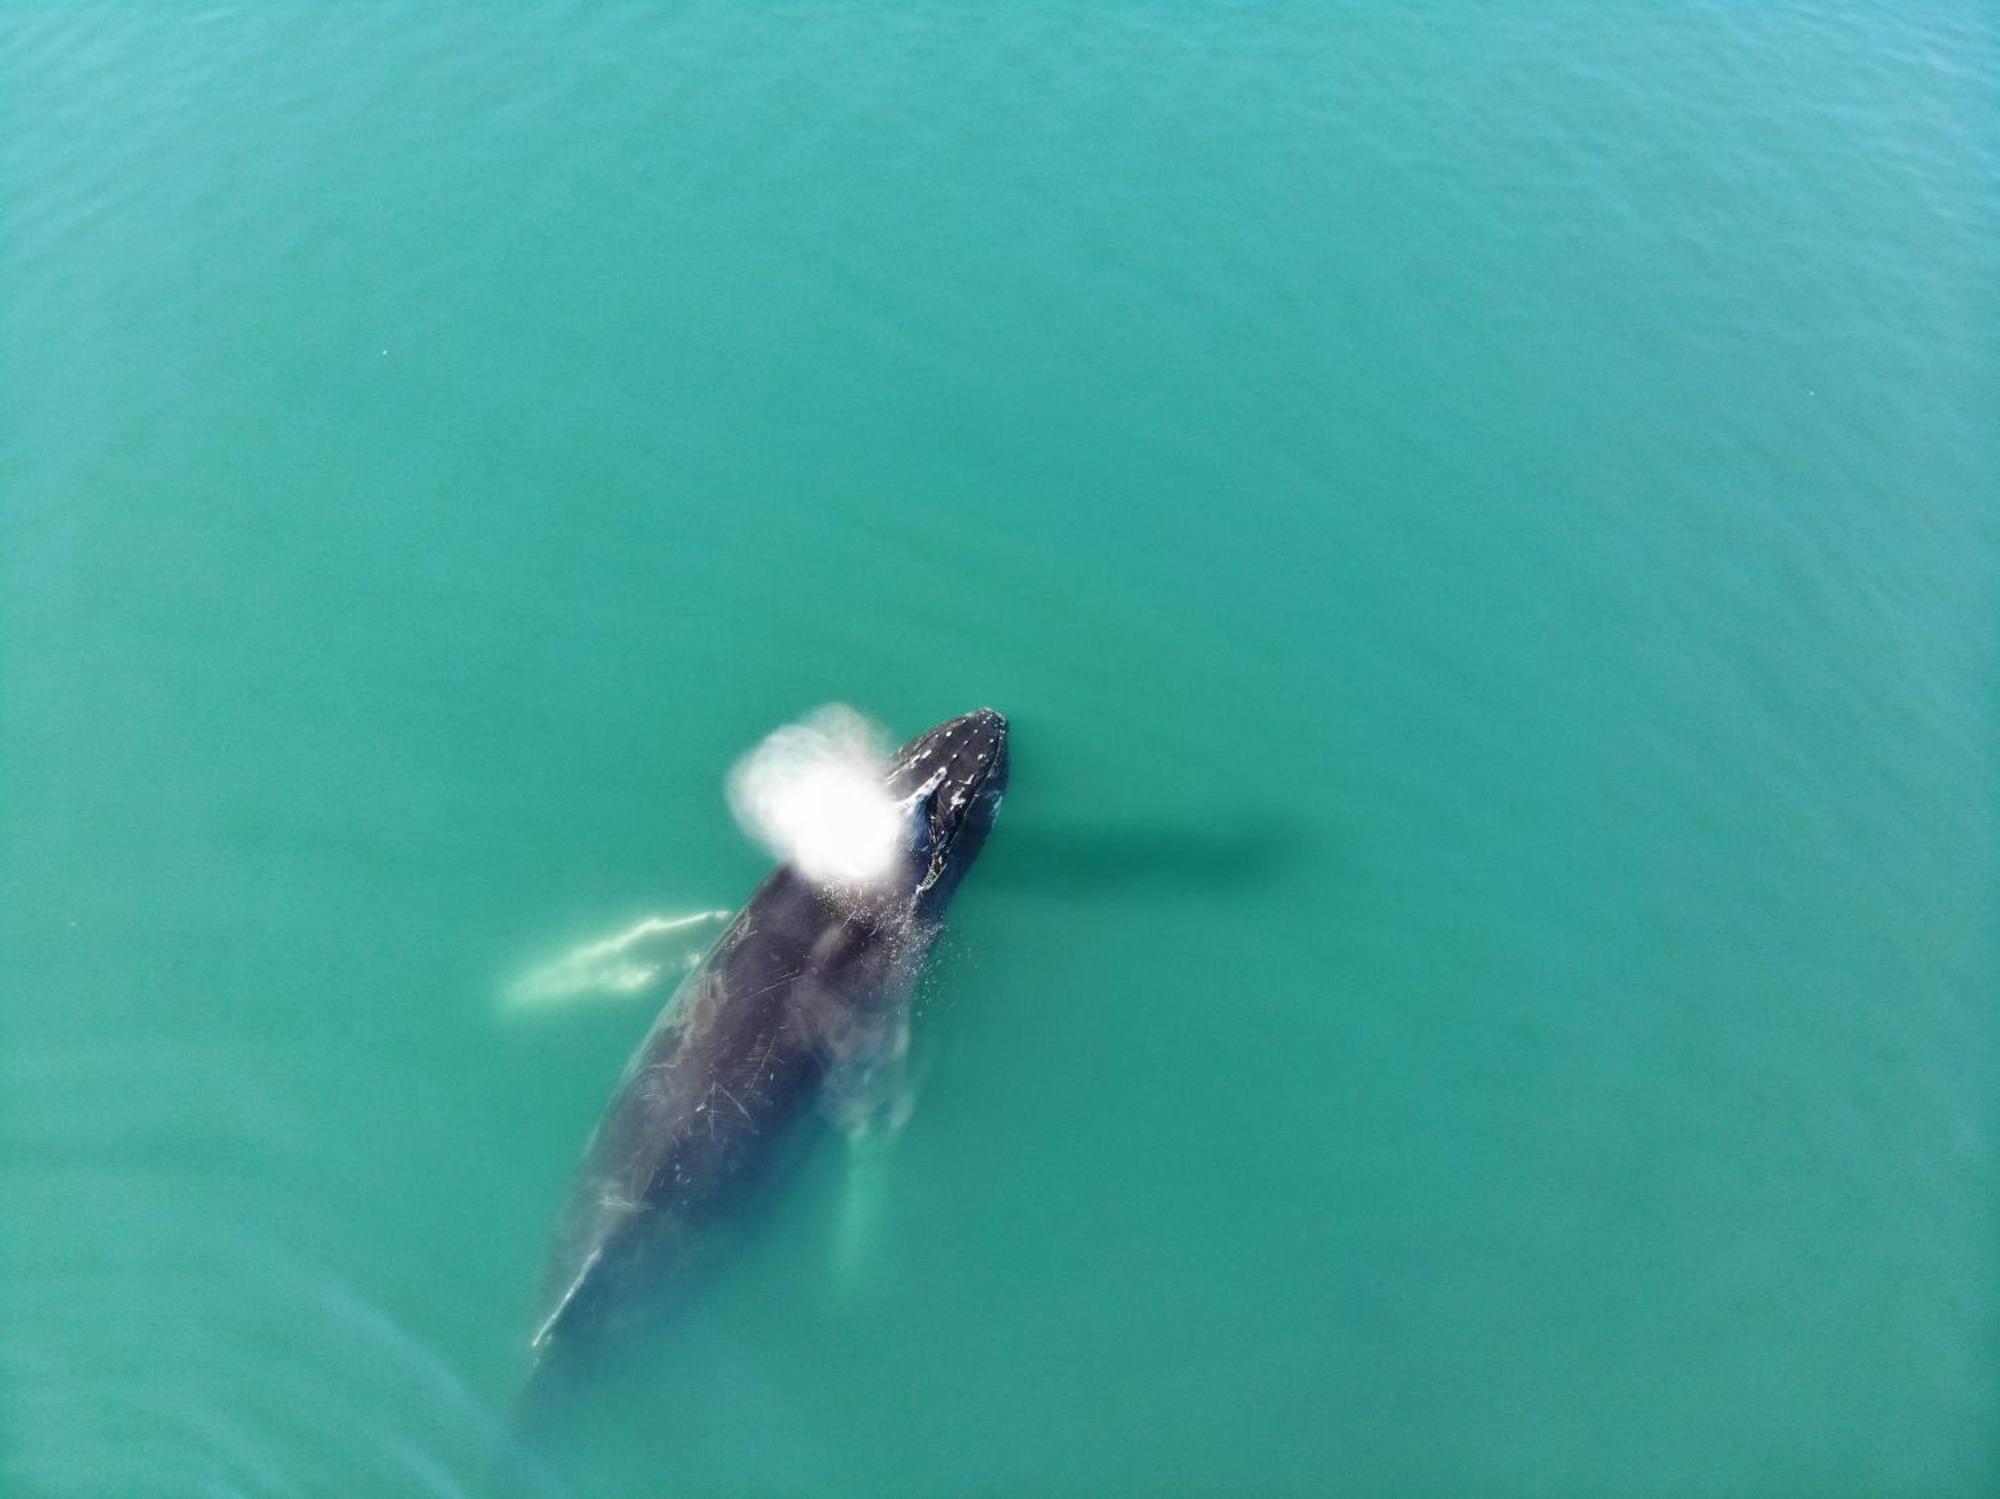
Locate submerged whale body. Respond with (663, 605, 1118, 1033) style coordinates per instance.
(529, 708, 1008, 1365)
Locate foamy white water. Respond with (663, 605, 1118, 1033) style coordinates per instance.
(726, 705, 905, 891)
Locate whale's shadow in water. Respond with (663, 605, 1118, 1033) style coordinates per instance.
(982, 810, 1317, 898)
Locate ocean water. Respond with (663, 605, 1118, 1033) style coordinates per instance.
(3, 3, 1995, 1494)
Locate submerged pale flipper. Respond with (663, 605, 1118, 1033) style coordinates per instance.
(500, 911, 731, 1017)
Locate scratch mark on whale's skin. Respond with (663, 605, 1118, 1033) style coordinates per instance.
(528, 708, 1008, 1368)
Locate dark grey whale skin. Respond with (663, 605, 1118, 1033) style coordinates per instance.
(528, 709, 1008, 1366)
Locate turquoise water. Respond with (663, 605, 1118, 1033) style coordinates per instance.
(4, 3, 1995, 1493)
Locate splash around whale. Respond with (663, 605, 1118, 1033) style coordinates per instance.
(526, 708, 1009, 1376)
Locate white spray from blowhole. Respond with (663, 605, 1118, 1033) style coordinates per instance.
(726, 704, 905, 892)
(498, 704, 909, 1019)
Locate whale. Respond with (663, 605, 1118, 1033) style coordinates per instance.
(528, 708, 1008, 1367)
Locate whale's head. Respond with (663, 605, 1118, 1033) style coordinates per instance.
(886, 707, 1009, 911)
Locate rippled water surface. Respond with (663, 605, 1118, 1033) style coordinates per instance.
(4, 3, 1995, 1494)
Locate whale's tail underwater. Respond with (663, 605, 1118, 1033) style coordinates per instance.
(521, 708, 1008, 1399)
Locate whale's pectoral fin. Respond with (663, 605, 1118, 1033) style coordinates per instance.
(831, 1126, 901, 1294)
(821, 1004, 925, 1293)
(500, 909, 733, 1017)
(820, 1005, 915, 1139)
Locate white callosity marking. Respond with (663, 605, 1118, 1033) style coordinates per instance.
(727, 704, 908, 892)
(500, 910, 732, 1014)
